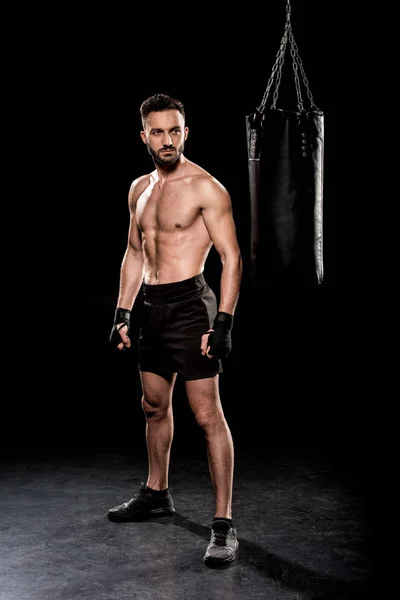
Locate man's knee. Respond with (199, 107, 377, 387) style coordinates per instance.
(194, 407, 225, 430)
(141, 395, 169, 420)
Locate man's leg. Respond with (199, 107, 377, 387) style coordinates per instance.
(185, 374, 238, 564)
(140, 370, 177, 490)
(185, 374, 234, 519)
(107, 370, 177, 521)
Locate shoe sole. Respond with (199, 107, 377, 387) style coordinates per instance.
(203, 545, 239, 567)
(107, 507, 176, 522)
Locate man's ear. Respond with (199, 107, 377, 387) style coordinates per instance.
(184, 126, 189, 141)
(140, 130, 147, 144)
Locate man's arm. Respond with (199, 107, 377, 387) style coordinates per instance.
(110, 176, 147, 351)
(199, 176, 242, 360)
(200, 177, 243, 315)
(117, 176, 148, 310)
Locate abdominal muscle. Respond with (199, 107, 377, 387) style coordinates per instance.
(142, 227, 212, 285)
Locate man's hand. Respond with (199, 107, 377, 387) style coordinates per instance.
(110, 308, 132, 351)
(200, 312, 233, 359)
(201, 329, 214, 358)
(115, 324, 131, 351)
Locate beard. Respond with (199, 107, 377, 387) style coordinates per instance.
(146, 142, 185, 167)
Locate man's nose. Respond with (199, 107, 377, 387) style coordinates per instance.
(161, 133, 173, 146)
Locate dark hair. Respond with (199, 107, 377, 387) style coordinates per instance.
(140, 93, 185, 126)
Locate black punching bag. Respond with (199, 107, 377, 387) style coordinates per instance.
(246, 2, 324, 289)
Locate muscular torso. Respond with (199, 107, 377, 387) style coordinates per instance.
(136, 168, 213, 285)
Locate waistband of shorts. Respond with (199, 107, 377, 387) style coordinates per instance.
(142, 273, 207, 304)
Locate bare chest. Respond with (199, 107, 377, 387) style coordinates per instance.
(137, 182, 200, 232)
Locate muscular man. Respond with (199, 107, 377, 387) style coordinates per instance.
(107, 93, 243, 566)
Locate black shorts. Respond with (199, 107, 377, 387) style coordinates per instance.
(138, 273, 223, 381)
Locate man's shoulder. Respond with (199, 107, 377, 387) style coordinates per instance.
(128, 172, 154, 198)
(192, 171, 228, 197)
(131, 171, 154, 189)
(184, 161, 225, 190)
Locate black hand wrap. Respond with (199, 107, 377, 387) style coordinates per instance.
(208, 311, 233, 359)
(109, 307, 131, 347)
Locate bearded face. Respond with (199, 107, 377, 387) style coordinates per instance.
(146, 140, 185, 166)
(141, 110, 188, 168)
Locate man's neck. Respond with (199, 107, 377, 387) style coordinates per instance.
(155, 155, 186, 184)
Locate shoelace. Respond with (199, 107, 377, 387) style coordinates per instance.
(211, 529, 228, 547)
(124, 490, 147, 508)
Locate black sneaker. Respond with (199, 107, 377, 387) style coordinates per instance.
(203, 519, 239, 565)
(107, 482, 175, 522)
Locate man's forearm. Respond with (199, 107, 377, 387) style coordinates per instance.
(117, 248, 145, 310)
(218, 253, 243, 315)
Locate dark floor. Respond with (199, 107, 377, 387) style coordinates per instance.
(0, 284, 374, 599)
(0, 443, 372, 600)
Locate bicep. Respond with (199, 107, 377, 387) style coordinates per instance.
(127, 208, 142, 252)
(126, 179, 145, 252)
(202, 190, 240, 257)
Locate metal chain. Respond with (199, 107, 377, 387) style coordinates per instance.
(258, 28, 289, 112)
(289, 29, 304, 111)
(258, 0, 319, 113)
(271, 30, 289, 109)
(288, 29, 319, 110)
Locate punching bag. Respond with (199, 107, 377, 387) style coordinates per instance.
(246, 1, 324, 290)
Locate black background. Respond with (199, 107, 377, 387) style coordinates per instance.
(6, 2, 370, 480)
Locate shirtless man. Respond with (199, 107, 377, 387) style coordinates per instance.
(107, 93, 243, 566)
